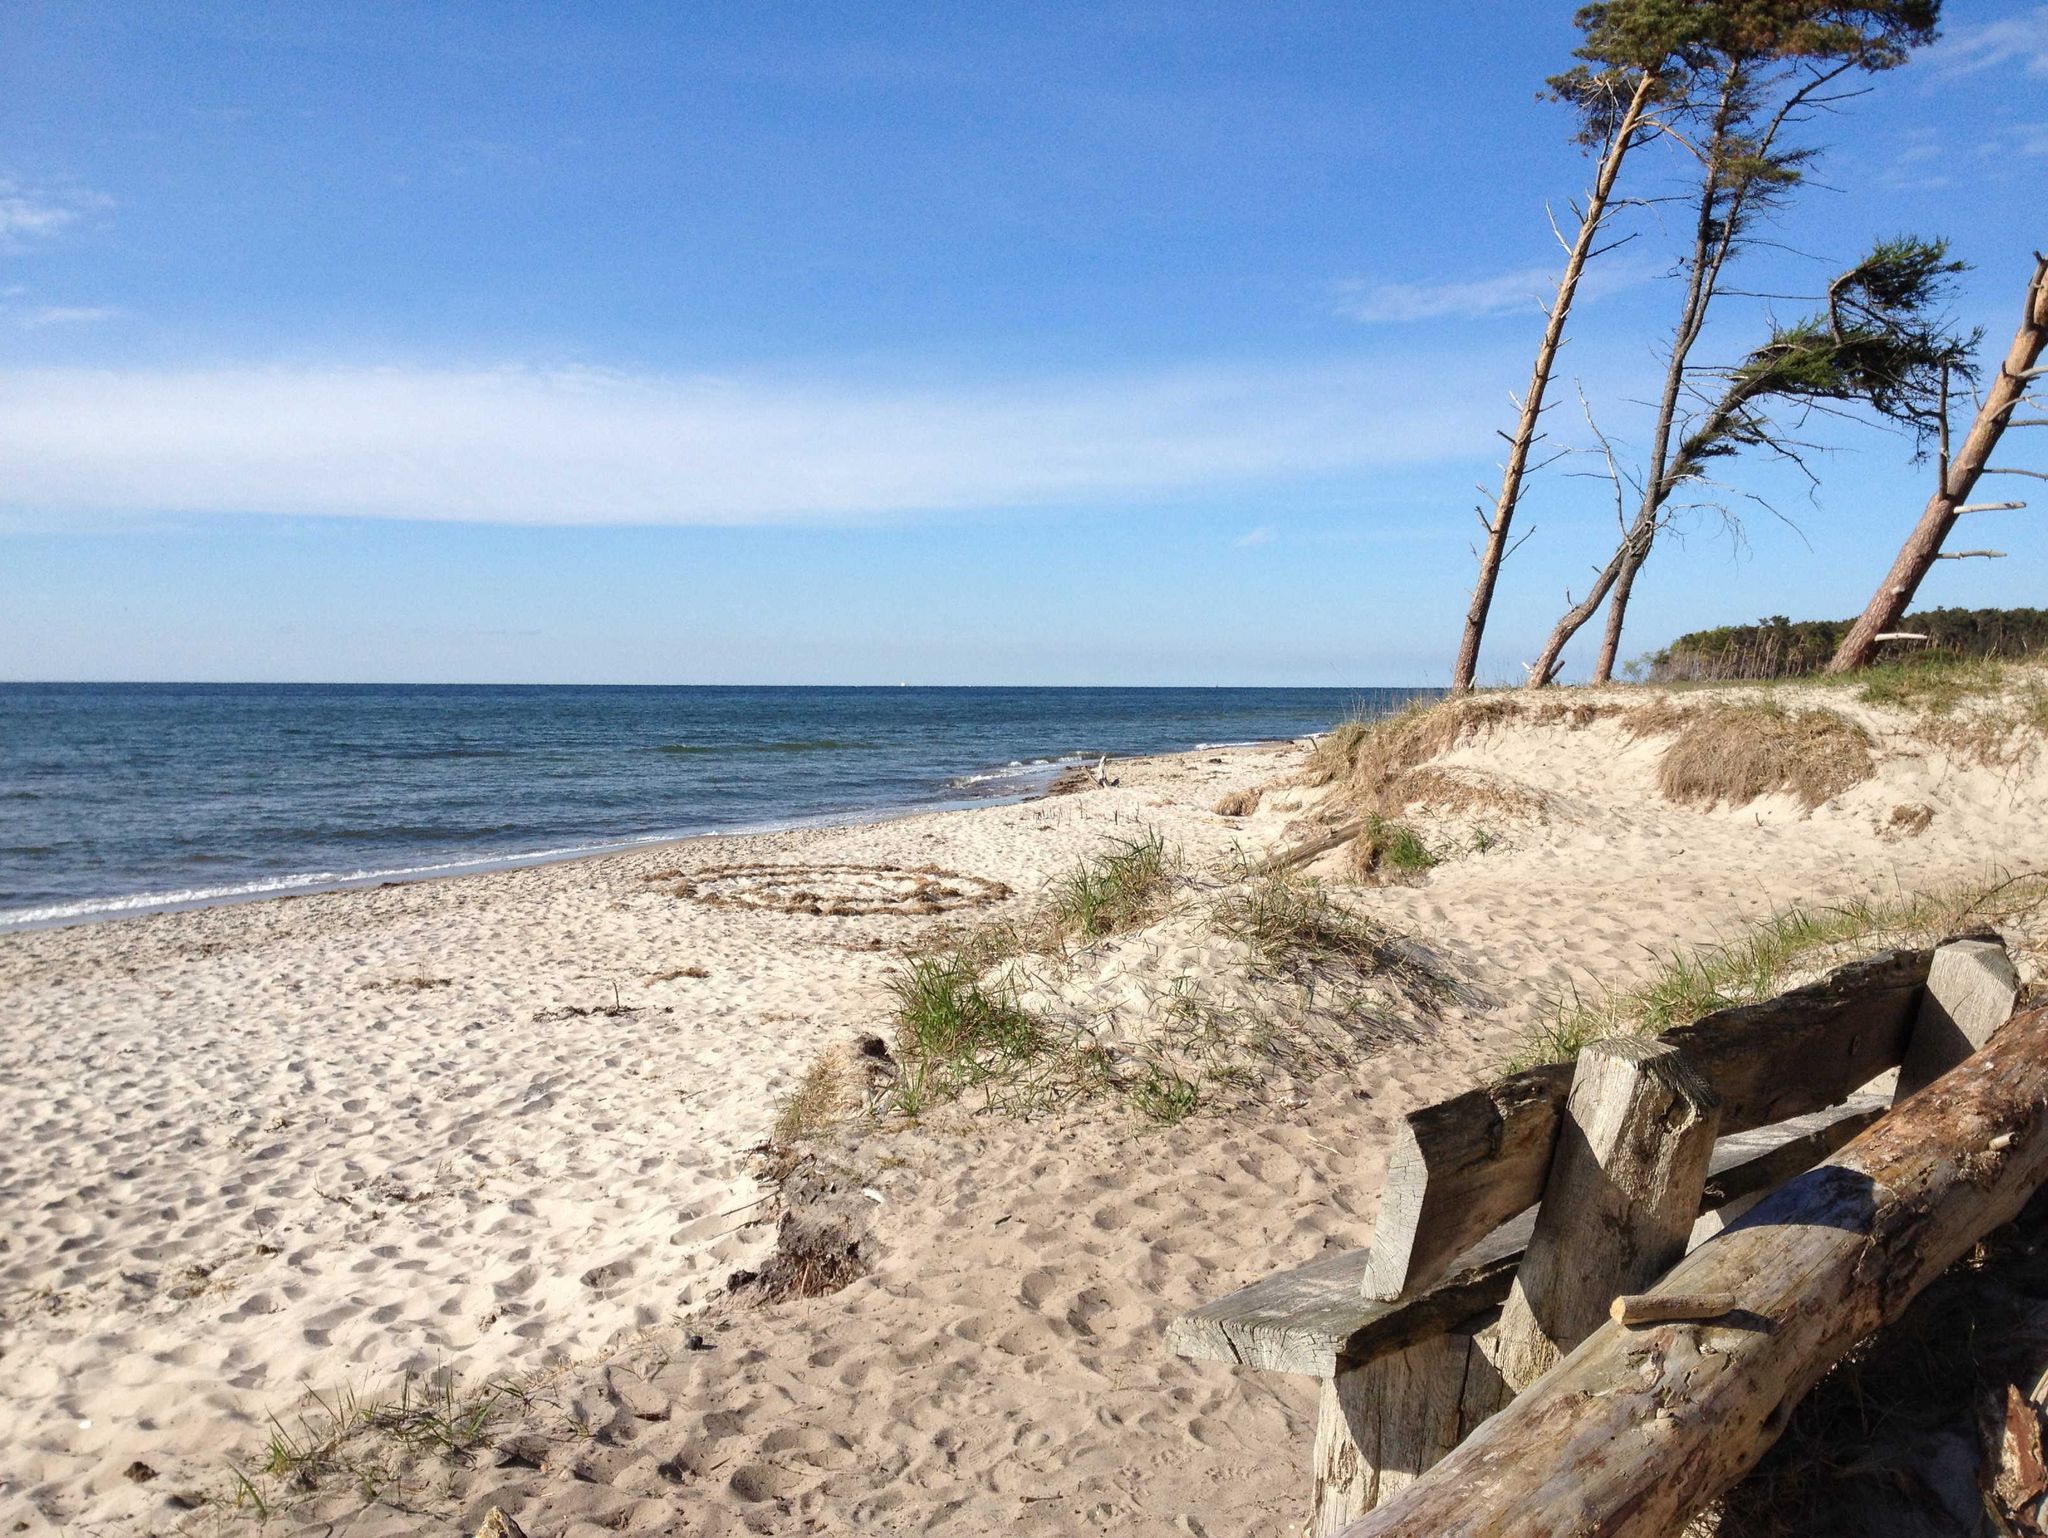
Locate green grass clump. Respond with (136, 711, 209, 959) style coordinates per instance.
(882, 951, 1228, 1126)
(1847, 656, 2048, 768)
(232, 1371, 523, 1514)
(1851, 651, 2009, 713)
(1050, 828, 1174, 940)
(887, 953, 1050, 1117)
(1125, 1063, 1201, 1125)
(1512, 872, 2046, 1070)
(1373, 817, 1438, 873)
(1348, 814, 1436, 879)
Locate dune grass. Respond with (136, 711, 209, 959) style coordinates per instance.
(1512, 872, 2046, 1070)
(1848, 651, 2012, 713)
(1351, 814, 1438, 878)
(1048, 827, 1175, 940)
(1216, 871, 1401, 971)
(1212, 871, 1446, 1011)
(228, 1371, 525, 1516)
(886, 953, 1051, 1119)
(1642, 698, 1873, 811)
(768, 1049, 856, 1170)
(1308, 696, 1523, 802)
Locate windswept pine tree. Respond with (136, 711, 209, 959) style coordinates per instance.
(1449, 3, 1704, 694)
(1507, 0, 1942, 688)
(1826, 252, 2048, 674)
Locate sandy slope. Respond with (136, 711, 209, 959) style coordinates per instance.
(2, 687, 2045, 1537)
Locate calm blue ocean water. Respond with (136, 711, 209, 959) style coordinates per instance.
(0, 684, 1433, 930)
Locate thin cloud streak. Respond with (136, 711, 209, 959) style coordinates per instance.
(0, 359, 1499, 526)
(1334, 266, 1558, 323)
(1932, 6, 2048, 77)
(15, 305, 122, 328)
(0, 178, 110, 251)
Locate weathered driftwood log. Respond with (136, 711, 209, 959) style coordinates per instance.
(1261, 819, 1369, 876)
(1339, 1002, 2048, 1538)
(1897, 938, 2021, 1101)
(1657, 945, 1930, 1134)
(1493, 1039, 1720, 1392)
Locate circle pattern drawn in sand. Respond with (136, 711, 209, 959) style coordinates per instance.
(669, 862, 1013, 917)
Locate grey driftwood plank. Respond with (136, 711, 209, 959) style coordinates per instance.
(1361, 947, 1940, 1300)
(1661, 945, 1934, 1133)
(1897, 938, 2021, 1100)
(1493, 1039, 1721, 1393)
(1169, 1096, 1885, 1377)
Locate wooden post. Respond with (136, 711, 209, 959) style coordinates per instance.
(1339, 1003, 2048, 1538)
(1492, 1038, 1720, 1393)
(1310, 1322, 1506, 1534)
(1361, 1064, 1573, 1301)
(1897, 938, 2020, 1101)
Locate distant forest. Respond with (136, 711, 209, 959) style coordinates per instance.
(1645, 608, 2048, 682)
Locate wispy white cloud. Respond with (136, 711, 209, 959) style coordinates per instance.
(1334, 266, 1558, 324)
(1932, 6, 2048, 77)
(2008, 121, 2048, 158)
(15, 305, 122, 328)
(0, 358, 1500, 527)
(0, 178, 110, 251)
(1233, 525, 1276, 547)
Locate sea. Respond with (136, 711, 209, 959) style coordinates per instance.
(0, 683, 1434, 931)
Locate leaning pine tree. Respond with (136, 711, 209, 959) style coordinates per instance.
(1521, 0, 1940, 689)
(1449, 4, 1706, 694)
(1826, 250, 2048, 674)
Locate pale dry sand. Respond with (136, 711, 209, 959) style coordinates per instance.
(3, 689, 2045, 1538)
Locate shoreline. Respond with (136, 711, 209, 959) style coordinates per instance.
(0, 734, 1319, 937)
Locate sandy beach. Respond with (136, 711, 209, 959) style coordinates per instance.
(5, 682, 2046, 1537)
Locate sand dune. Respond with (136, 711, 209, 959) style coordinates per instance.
(3, 685, 2045, 1536)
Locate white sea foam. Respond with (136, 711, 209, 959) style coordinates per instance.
(0, 836, 683, 930)
(0, 777, 1072, 932)
(947, 754, 1083, 788)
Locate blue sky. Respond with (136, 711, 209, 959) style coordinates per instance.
(3, 1, 2045, 685)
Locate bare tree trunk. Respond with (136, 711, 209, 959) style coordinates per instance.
(1592, 549, 1641, 682)
(1525, 532, 1638, 686)
(1525, 62, 1851, 689)
(1523, 72, 1746, 690)
(1825, 253, 2048, 675)
(1449, 75, 1656, 694)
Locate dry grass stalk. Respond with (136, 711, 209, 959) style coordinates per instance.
(770, 1050, 855, 1156)
(1646, 701, 1874, 811)
(1887, 802, 1935, 837)
(1213, 872, 1438, 995)
(1305, 696, 1525, 801)
(1386, 764, 1549, 822)
(1213, 787, 1262, 817)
